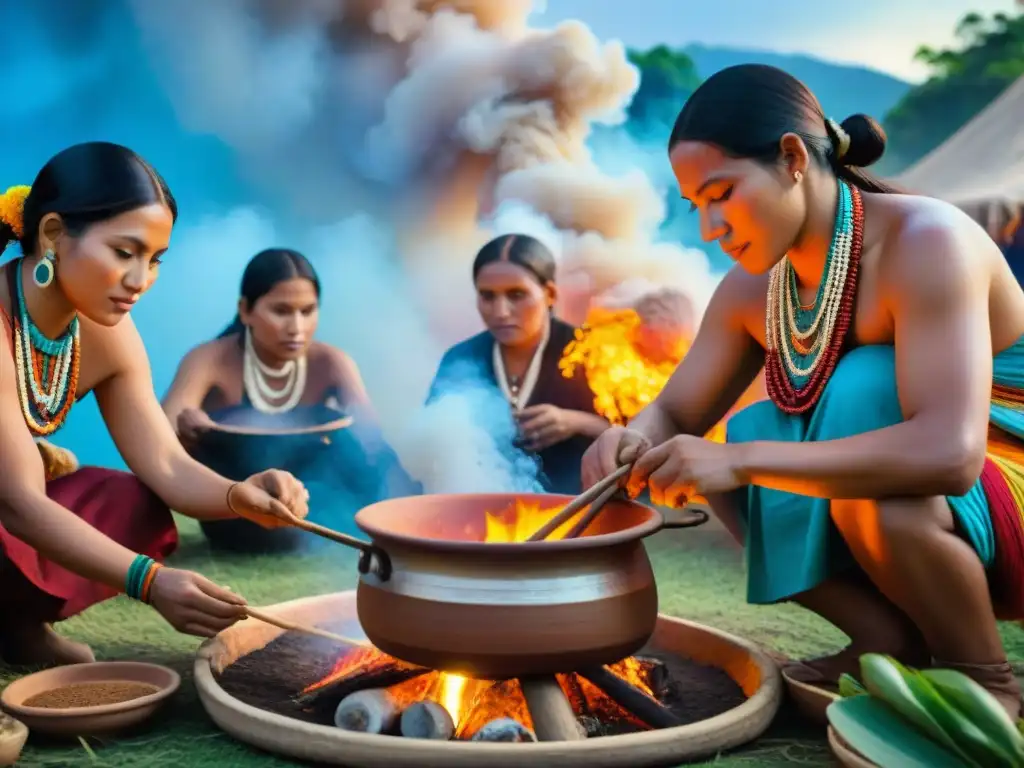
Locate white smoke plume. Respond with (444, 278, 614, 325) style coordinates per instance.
(127, 0, 721, 492)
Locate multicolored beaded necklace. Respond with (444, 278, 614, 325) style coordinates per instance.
(764, 178, 864, 414)
(8, 259, 80, 435)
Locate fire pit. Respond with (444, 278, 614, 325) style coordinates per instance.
(195, 591, 783, 766)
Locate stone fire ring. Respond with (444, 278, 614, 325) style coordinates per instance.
(194, 590, 784, 767)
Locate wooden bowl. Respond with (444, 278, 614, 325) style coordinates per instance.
(0, 661, 180, 737)
(828, 726, 878, 768)
(0, 714, 28, 767)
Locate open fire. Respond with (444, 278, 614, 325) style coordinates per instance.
(297, 645, 668, 741)
(558, 306, 727, 442)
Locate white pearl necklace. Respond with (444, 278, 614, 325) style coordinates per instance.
(242, 328, 307, 414)
(492, 321, 549, 412)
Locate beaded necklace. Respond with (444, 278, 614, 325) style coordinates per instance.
(8, 260, 80, 435)
(764, 179, 864, 414)
(242, 327, 306, 414)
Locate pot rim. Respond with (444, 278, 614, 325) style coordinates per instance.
(354, 492, 664, 553)
(205, 414, 354, 436)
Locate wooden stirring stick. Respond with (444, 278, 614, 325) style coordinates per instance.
(245, 607, 370, 647)
(526, 464, 631, 542)
(563, 482, 622, 539)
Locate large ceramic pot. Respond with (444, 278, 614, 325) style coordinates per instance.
(327, 492, 709, 679)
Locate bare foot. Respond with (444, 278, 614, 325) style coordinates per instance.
(0, 623, 95, 666)
(777, 645, 932, 690)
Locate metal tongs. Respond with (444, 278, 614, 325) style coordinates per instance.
(526, 464, 632, 542)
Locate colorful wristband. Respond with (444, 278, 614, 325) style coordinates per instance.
(125, 554, 161, 603)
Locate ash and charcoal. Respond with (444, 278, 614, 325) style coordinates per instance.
(216, 623, 747, 741)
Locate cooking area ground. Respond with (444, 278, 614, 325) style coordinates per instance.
(217, 626, 746, 741)
(195, 590, 783, 766)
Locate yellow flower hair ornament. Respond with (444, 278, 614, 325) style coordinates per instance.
(0, 185, 31, 240)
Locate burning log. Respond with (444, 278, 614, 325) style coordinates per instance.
(636, 655, 670, 699)
(399, 701, 455, 740)
(333, 689, 400, 734)
(578, 666, 682, 729)
(519, 675, 586, 741)
(294, 662, 429, 711)
(470, 717, 538, 742)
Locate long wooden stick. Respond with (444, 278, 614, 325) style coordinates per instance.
(564, 483, 622, 539)
(287, 517, 372, 549)
(245, 607, 369, 647)
(526, 464, 631, 542)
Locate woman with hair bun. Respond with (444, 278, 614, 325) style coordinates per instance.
(583, 64, 1024, 717)
(0, 142, 309, 665)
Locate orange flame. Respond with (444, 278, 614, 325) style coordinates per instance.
(559, 306, 725, 442)
(304, 651, 659, 739)
(482, 498, 574, 542)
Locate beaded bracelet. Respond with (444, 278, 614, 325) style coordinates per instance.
(125, 554, 163, 604)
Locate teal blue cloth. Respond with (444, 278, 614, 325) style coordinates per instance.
(727, 340, 1024, 605)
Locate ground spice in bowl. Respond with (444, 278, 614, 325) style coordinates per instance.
(22, 681, 160, 709)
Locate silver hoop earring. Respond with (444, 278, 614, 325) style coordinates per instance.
(33, 249, 56, 288)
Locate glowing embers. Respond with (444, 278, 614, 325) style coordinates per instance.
(295, 646, 678, 741)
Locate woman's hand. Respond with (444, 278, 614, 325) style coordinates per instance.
(228, 469, 311, 529)
(581, 426, 652, 488)
(516, 405, 580, 451)
(148, 567, 247, 637)
(628, 435, 745, 506)
(177, 408, 216, 444)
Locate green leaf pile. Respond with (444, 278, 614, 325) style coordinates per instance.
(826, 653, 1024, 767)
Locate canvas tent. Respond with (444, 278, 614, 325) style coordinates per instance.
(893, 75, 1024, 246)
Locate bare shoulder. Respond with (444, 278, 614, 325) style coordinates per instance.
(177, 335, 238, 369)
(310, 341, 359, 377)
(713, 264, 768, 307)
(874, 194, 999, 294)
(707, 263, 770, 335)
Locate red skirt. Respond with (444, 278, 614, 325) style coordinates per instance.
(0, 467, 179, 620)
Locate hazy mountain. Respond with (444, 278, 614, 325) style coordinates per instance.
(682, 44, 913, 122)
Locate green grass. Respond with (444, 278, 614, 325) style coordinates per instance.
(3, 517, 1023, 767)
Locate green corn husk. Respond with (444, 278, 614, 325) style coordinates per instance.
(857, 654, 973, 762)
(827, 694, 972, 768)
(920, 668, 1024, 766)
(838, 672, 867, 698)
(901, 668, 1006, 768)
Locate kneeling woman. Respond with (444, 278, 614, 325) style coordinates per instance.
(584, 65, 1024, 717)
(0, 143, 308, 665)
(429, 234, 609, 494)
(162, 248, 414, 549)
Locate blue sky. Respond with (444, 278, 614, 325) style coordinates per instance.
(531, 0, 1020, 81)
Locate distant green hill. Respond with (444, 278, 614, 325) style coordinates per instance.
(681, 44, 913, 123)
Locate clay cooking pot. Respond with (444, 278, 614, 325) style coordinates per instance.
(191, 405, 354, 552)
(337, 493, 708, 679)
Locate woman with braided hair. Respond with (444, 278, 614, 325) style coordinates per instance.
(583, 64, 1024, 718)
(0, 142, 310, 666)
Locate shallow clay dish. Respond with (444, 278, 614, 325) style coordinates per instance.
(0, 661, 180, 737)
(781, 667, 840, 725)
(0, 713, 28, 766)
(828, 726, 878, 768)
